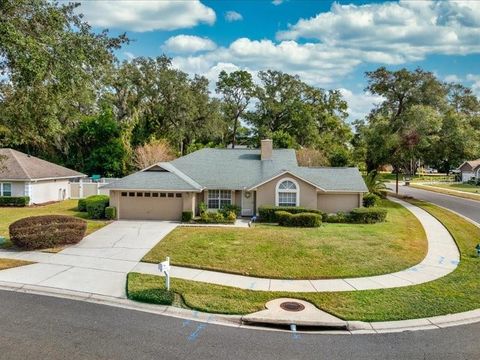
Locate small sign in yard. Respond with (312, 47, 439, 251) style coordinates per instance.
(158, 256, 171, 290)
(0, 236, 5, 245)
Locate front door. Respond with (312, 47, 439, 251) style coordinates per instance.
(241, 190, 255, 217)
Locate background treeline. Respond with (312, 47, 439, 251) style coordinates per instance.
(1, 1, 479, 177)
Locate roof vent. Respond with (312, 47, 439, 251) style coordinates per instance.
(261, 139, 272, 161)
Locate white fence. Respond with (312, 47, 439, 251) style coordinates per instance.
(69, 178, 118, 199)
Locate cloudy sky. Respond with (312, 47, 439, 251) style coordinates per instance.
(75, 0, 480, 120)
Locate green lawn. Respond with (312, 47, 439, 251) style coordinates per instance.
(128, 200, 480, 320)
(427, 183, 480, 194)
(0, 199, 109, 247)
(142, 200, 427, 279)
(411, 183, 480, 201)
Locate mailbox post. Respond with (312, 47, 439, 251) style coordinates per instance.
(158, 256, 171, 291)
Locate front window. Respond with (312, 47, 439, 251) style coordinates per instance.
(276, 179, 298, 207)
(208, 190, 232, 209)
(1, 183, 12, 197)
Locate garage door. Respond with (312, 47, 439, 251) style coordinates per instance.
(119, 192, 183, 220)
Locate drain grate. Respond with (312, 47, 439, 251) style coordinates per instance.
(280, 301, 305, 312)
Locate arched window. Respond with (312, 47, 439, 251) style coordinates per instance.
(275, 178, 299, 207)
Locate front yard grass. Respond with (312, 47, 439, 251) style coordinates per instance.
(0, 199, 109, 248)
(142, 199, 427, 279)
(128, 200, 480, 321)
(411, 183, 480, 201)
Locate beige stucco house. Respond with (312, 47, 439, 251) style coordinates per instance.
(458, 159, 480, 182)
(0, 148, 85, 204)
(103, 140, 368, 221)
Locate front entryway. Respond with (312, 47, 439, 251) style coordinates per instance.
(241, 190, 255, 216)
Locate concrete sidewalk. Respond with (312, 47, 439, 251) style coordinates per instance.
(0, 221, 178, 298)
(133, 197, 460, 292)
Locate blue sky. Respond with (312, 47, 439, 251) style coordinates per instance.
(76, 0, 480, 120)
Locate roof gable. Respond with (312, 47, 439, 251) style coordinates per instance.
(0, 148, 85, 180)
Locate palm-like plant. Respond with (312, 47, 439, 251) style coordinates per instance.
(364, 170, 388, 196)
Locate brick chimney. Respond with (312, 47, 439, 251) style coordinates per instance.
(261, 139, 273, 161)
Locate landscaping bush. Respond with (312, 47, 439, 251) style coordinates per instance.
(9, 215, 87, 250)
(274, 211, 292, 226)
(226, 211, 237, 221)
(85, 195, 109, 219)
(219, 204, 241, 216)
(77, 198, 87, 212)
(259, 205, 324, 222)
(350, 207, 387, 224)
(199, 201, 207, 214)
(105, 206, 116, 220)
(182, 211, 193, 222)
(363, 193, 380, 207)
(275, 211, 321, 227)
(0, 196, 30, 207)
(195, 211, 235, 224)
(325, 211, 350, 223)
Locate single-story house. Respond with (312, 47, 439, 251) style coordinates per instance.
(102, 140, 368, 221)
(458, 159, 480, 182)
(0, 148, 86, 204)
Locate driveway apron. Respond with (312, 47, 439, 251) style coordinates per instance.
(0, 221, 178, 298)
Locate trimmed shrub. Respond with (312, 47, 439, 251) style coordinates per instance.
(275, 211, 292, 226)
(363, 193, 380, 207)
(9, 215, 87, 250)
(325, 211, 350, 223)
(105, 206, 117, 220)
(0, 196, 30, 207)
(77, 198, 87, 212)
(350, 207, 387, 224)
(276, 211, 322, 227)
(259, 205, 324, 222)
(182, 211, 193, 222)
(195, 211, 235, 224)
(85, 195, 109, 219)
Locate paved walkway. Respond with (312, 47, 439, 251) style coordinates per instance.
(132, 197, 460, 292)
(0, 221, 178, 298)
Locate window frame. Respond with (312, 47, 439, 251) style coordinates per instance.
(275, 178, 299, 207)
(207, 189, 232, 209)
(0, 182, 12, 197)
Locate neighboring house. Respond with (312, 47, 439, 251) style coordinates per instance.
(0, 148, 86, 204)
(458, 159, 480, 182)
(102, 140, 367, 221)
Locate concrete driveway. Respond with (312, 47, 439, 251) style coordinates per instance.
(0, 221, 177, 298)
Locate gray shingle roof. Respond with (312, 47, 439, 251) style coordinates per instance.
(0, 148, 85, 180)
(104, 148, 367, 193)
(101, 171, 200, 191)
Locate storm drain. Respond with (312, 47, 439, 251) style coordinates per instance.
(279, 301, 305, 312)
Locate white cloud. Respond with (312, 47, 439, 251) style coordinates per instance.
(272, 0, 284, 5)
(77, 0, 215, 32)
(466, 74, 480, 96)
(277, 0, 480, 63)
(444, 74, 461, 83)
(123, 52, 136, 61)
(163, 35, 217, 54)
(225, 11, 243, 22)
(339, 89, 384, 121)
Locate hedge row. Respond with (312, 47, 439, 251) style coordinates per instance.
(0, 196, 30, 207)
(258, 205, 324, 223)
(78, 195, 111, 219)
(9, 215, 87, 249)
(349, 207, 387, 224)
(260, 205, 387, 225)
(275, 211, 322, 227)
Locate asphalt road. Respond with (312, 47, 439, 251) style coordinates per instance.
(0, 290, 479, 360)
(391, 184, 480, 224)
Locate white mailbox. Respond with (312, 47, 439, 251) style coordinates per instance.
(158, 256, 171, 290)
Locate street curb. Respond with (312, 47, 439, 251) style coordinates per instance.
(1, 281, 480, 335)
